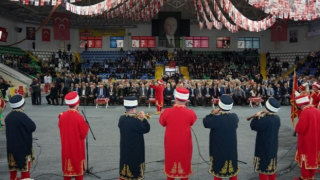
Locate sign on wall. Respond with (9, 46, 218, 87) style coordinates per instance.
(79, 28, 126, 37)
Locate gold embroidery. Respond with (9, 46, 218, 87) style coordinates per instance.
(210, 156, 214, 171)
(178, 162, 184, 174)
(170, 162, 177, 174)
(121, 164, 126, 176)
(67, 159, 74, 172)
(9, 154, 17, 167)
(12, 109, 24, 113)
(126, 165, 133, 177)
(267, 159, 274, 171)
(228, 160, 234, 173)
(219, 161, 228, 174)
(211, 111, 231, 115)
(140, 163, 145, 177)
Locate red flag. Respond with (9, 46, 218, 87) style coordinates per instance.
(290, 69, 299, 126)
(53, 13, 71, 40)
(271, 19, 288, 42)
(0, 31, 8, 42)
(42, 28, 50, 41)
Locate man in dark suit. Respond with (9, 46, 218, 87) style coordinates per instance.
(146, 84, 154, 100)
(202, 84, 212, 106)
(189, 85, 196, 106)
(86, 85, 97, 105)
(164, 83, 174, 106)
(195, 83, 203, 106)
(138, 84, 148, 106)
(159, 17, 180, 48)
(274, 84, 282, 102)
(96, 85, 107, 99)
(281, 83, 290, 105)
(107, 84, 116, 105)
(73, 84, 81, 96)
(85, 75, 92, 83)
(212, 84, 219, 99)
(46, 83, 58, 105)
(117, 84, 125, 105)
(260, 84, 268, 105)
(58, 82, 68, 105)
(80, 85, 88, 105)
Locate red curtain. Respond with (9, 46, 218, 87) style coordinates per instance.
(53, 12, 71, 40)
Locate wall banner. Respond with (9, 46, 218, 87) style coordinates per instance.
(79, 28, 126, 37)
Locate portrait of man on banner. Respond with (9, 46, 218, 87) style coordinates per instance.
(26, 27, 36, 40)
(289, 30, 298, 43)
(159, 12, 181, 48)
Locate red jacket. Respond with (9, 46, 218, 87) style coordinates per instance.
(59, 109, 89, 176)
(150, 84, 165, 107)
(295, 106, 320, 169)
(159, 106, 197, 178)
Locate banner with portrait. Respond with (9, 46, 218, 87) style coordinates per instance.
(26, 27, 36, 40)
(289, 30, 298, 43)
(158, 12, 182, 48)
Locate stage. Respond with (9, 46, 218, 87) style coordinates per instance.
(0, 96, 311, 180)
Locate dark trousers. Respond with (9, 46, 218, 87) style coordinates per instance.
(109, 95, 116, 105)
(165, 96, 172, 106)
(31, 92, 36, 105)
(36, 92, 41, 105)
(46, 95, 58, 105)
(59, 95, 65, 105)
(204, 96, 211, 106)
(87, 96, 95, 105)
(189, 96, 196, 106)
(233, 95, 245, 105)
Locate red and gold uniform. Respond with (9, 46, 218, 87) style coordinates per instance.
(150, 80, 165, 115)
(59, 92, 89, 180)
(310, 82, 320, 108)
(159, 88, 197, 180)
(294, 94, 320, 180)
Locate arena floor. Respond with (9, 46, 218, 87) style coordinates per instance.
(0, 96, 314, 180)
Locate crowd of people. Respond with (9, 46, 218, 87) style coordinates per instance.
(41, 70, 304, 108)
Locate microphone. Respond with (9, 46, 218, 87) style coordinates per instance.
(33, 138, 38, 140)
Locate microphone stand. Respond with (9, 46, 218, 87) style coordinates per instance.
(81, 109, 100, 179)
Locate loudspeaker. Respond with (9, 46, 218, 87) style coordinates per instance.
(128, 33, 131, 36)
(15, 27, 22, 33)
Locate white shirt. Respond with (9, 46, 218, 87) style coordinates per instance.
(47, 76, 52, 83)
(82, 90, 86, 96)
(44, 76, 49, 83)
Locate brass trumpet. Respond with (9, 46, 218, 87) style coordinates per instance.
(247, 111, 266, 121)
(136, 112, 152, 120)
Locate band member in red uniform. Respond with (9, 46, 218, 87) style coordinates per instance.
(6, 95, 36, 180)
(293, 93, 320, 180)
(310, 82, 320, 108)
(150, 79, 165, 115)
(59, 92, 89, 180)
(250, 98, 281, 180)
(297, 83, 309, 94)
(159, 87, 197, 180)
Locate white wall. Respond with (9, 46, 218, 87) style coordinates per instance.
(1, 15, 319, 53)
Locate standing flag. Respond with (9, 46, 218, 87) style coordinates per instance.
(290, 68, 299, 126)
(42, 28, 50, 41)
(271, 19, 288, 42)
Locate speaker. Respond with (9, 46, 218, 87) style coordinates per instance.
(15, 27, 22, 33)
(128, 33, 131, 36)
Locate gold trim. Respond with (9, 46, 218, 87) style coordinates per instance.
(219, 161, 228, 174)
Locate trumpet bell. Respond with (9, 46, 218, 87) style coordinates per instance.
(145, 113, 152, 120)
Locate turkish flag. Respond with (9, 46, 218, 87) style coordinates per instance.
(271, 19, 288, 42)
(0, 31, 7, 42)
(42, 28, 50, 41)
(53, 13, 71, 40)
